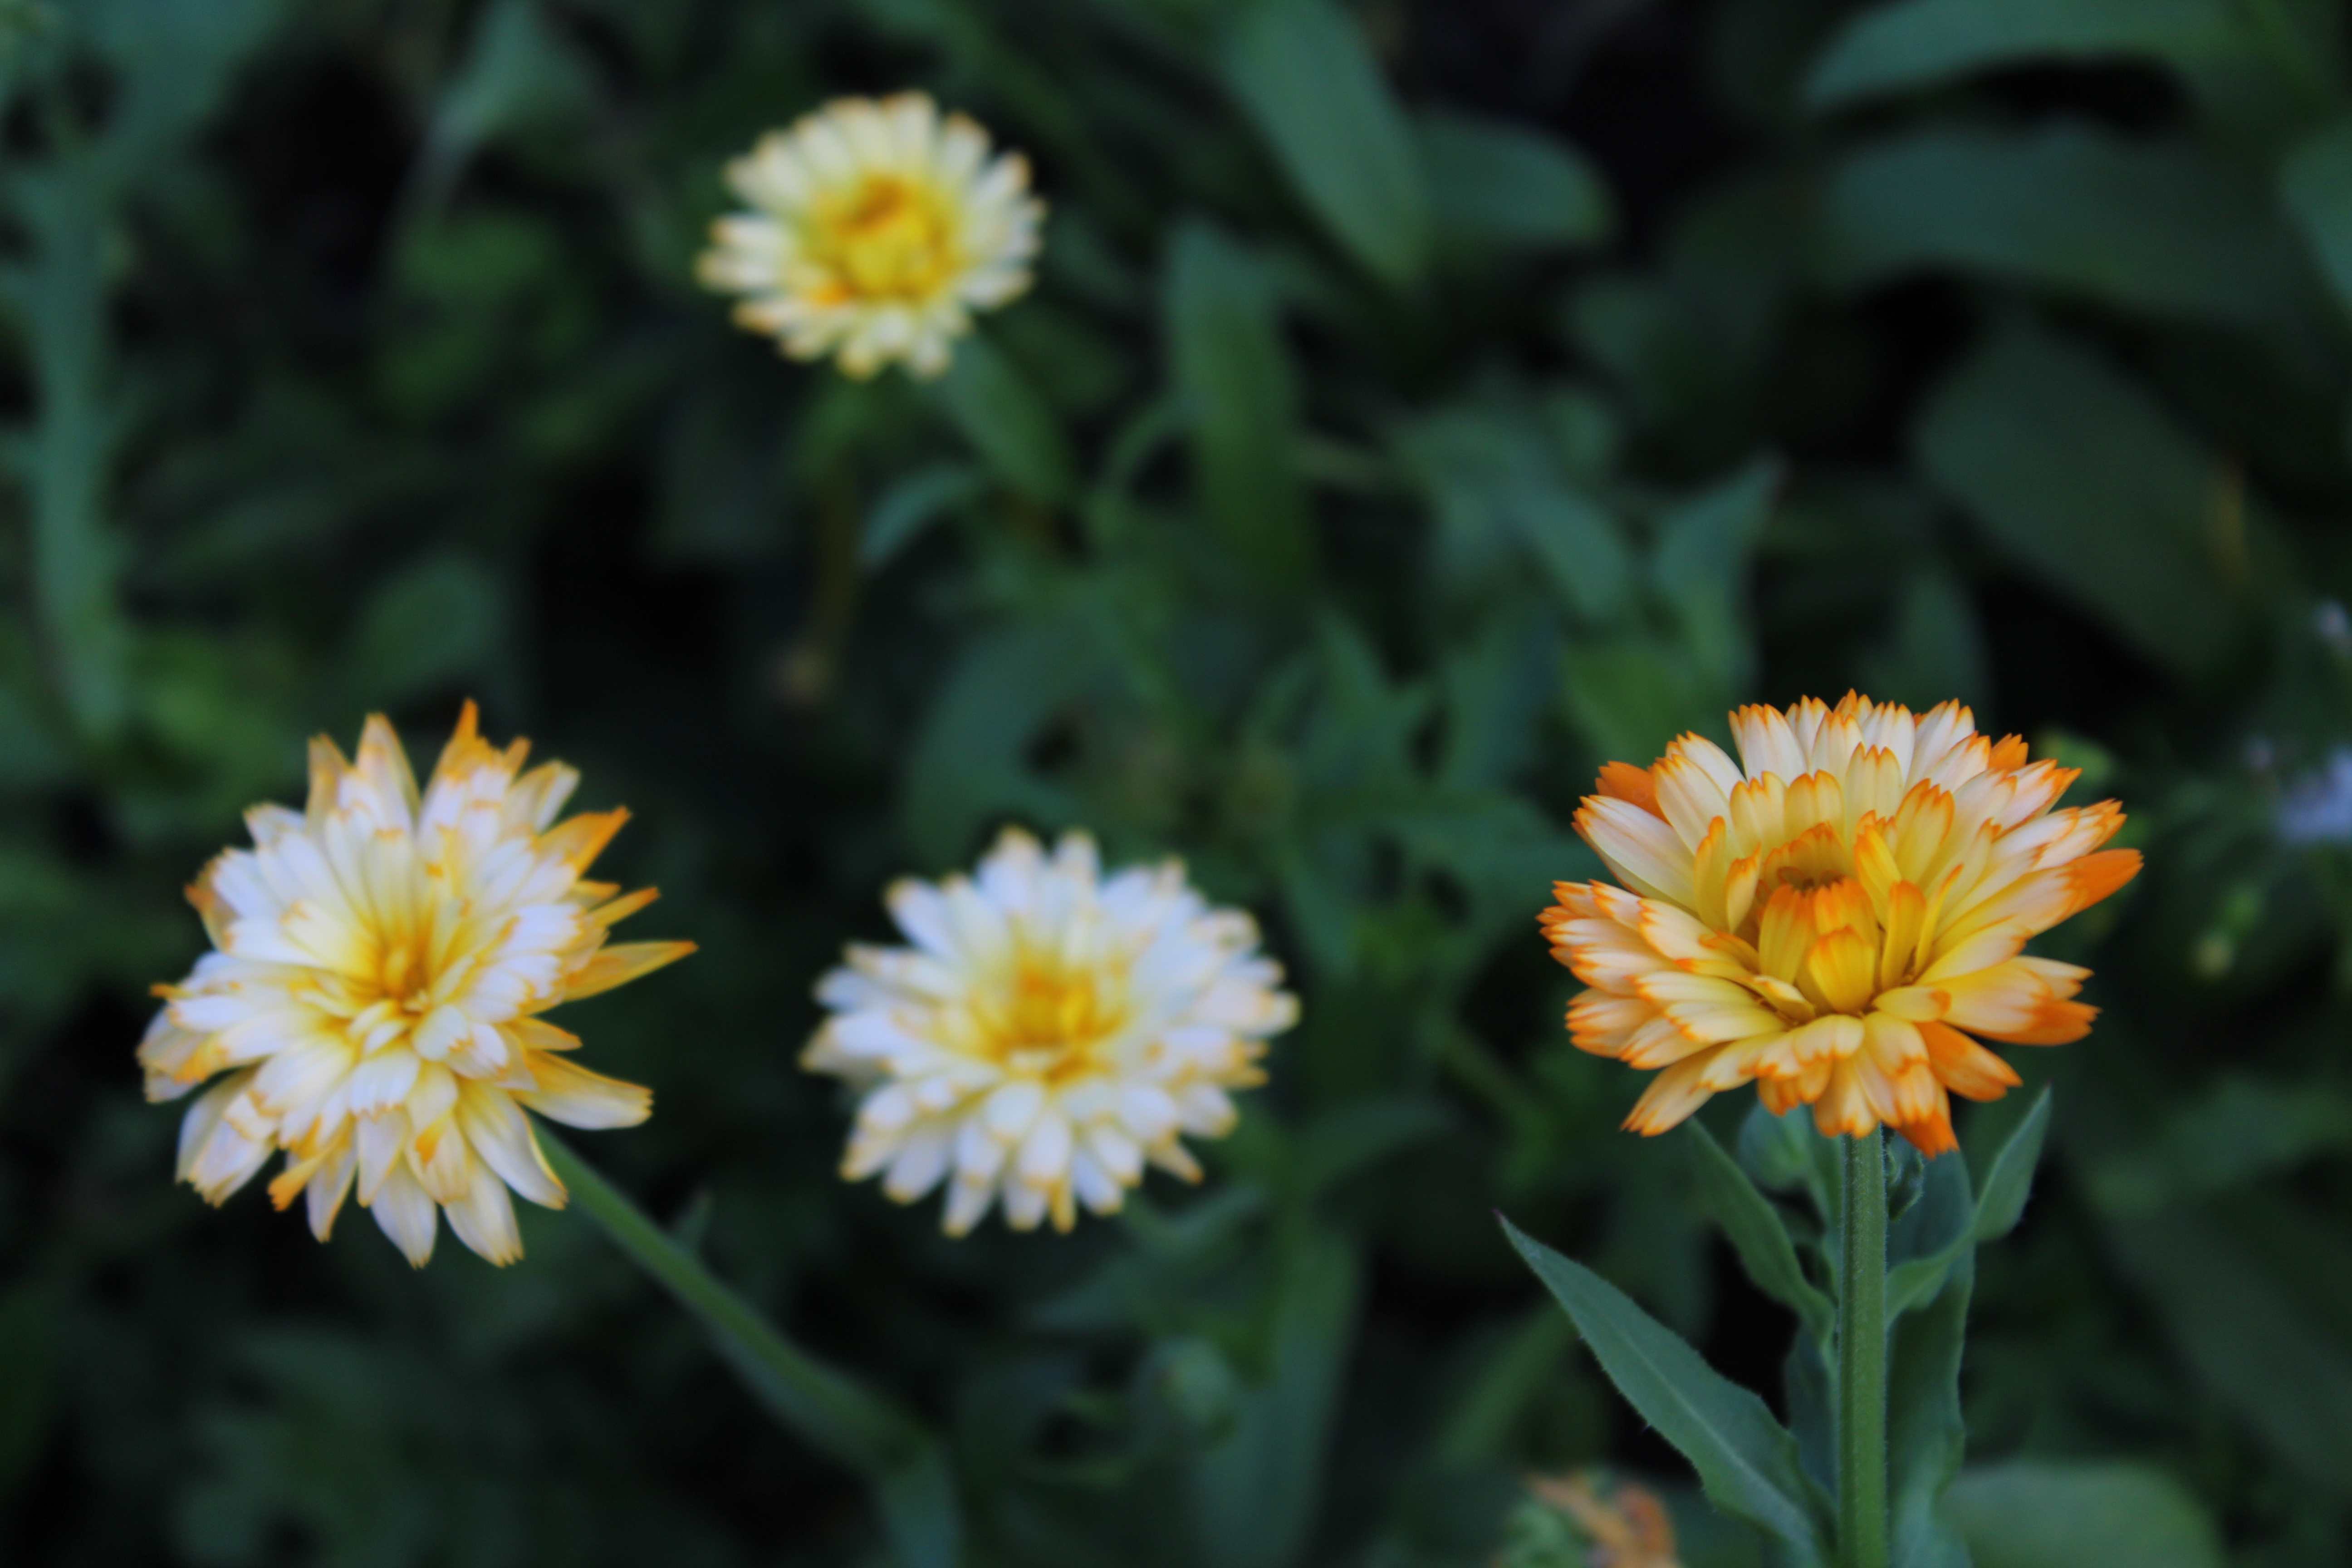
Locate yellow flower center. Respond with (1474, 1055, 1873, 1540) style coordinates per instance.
(974, 959, 1127, 1084)
(807, 174, 963, 304)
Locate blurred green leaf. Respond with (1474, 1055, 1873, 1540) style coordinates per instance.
(344, 554, 503, 709)
(2106, 1211, 2352, 1499)
(1417, 112, 1615, 252)
(902, 615, 1094, 864)
(1685, 1122, 1832, 1337)
(1191, 1235, 1360, 1568)
(2282, 116, 2352, 328)
(862, 462, 987, 569)
(1915, 323, 2244, 676)
(1559, 634, 1716, 765)
(1816, 125, 2305, 328)
(1222, 0, 1429, 288)
(4, 165, 130, 743)
(1501, 1218, 1835, 1563)
(932, 334, 1078, 506)
(1804, 0, 2261, 109)
(410, 0, 594, 215)
(1652, 456, 1780, 695)
(1164, 221, 1315, 586)
(2087, 1075, 2352, 1212)
(1394, 403, 1633, 622)
(1946, 1460, 2226, 1568)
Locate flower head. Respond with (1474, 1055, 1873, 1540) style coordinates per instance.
(1504, 1472, 1681, 1568)
(696, 92, 1044, 379)
(805, 828, 1298, 1235)
(140, 704, 693, 1267)
(1546, 695, 2138, 1153)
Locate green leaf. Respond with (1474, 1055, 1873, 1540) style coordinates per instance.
(1913, 323, 2245, 677)
(1946, 1460, 2226, 1568)
(1191, 1235, 1361, 1568)
(1417, 111, 1615, 251)
(1964, 1085, 2051, 1245)
(2087, 1074, 2352, 1213)
(1886, 1088, 2049, 1316)
(1500, 1217, 1834, 1562)
(901, 616, 1093, 865)
(1805, 0, 2260, 110)
(1164, 221, 1315, 585)
(931, 333, 1077, 505)
(1391, 403, 1633, 622)
(1815, 124, 2304, 328)
(1686, 1121, 1832, 1338)
(1558, 633, 1717, 766)
(1886, 1254, 1975, 1568)
(2282, 116, 2352, 328)
(343, 553, 502, 707)
(1223, 0, 1429, 288)
(862, 463, 987, 570)
(408, 0, 593, 215)
(1651, 456, 1780, 694)
(2104, 1212, 2352, 1499)
(4, 166, 131, 743)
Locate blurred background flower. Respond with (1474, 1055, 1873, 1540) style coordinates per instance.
(698, 93, 1044, 378)
(3, 0, 2350, 1565)
(805, 826, 1295, 1234)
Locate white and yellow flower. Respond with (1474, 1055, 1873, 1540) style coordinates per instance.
(805, 828, 1298, 1235)
(1546, 694, 2139, 1153)
(140, 704, 693, 1267)
(696, 92, 1044, 379)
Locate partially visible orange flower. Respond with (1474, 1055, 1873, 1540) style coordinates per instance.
(1519, 1472, 1681, 1568)
(1544, 695, 2137, 1154)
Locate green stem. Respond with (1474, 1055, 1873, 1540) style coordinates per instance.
(543, 1136, 961, 1567)
(1838, 1129, 1890, 1568)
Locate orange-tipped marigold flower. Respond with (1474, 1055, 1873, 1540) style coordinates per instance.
(139, 704, 694, 1267)
(1544, 694, 2138, 1154)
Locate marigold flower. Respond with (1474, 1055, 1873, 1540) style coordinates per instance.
(139, 704, 693, 1267)
(805, 828, 1298, 1235)
(1545, 695, 2138, 1154)
(1512, 1472, 1681, 1568)
(696, 92, 1044, 379)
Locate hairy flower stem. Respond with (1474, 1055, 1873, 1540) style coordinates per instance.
(545, 1136, 961, 1566)
(1838, 1128, 1891, 1568)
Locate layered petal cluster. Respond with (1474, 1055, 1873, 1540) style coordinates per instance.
(140, 704, 693, 1266)
(805, 829, 1298, 1235)
(696, 92, 1044, 378)
(1545, 695, 2139, 1153)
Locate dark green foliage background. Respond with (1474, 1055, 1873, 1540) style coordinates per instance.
(5, 0, 2352, 1563)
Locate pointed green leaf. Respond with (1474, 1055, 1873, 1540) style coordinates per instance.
(1686, 1122, 1833, 1337)
(1651, 456, 1780, 693)
(1817, 125, 2303, 328)
(1886, 1089, 2048, 1316)
(1500, 1217, 1833, 1561)
(2283, 117, 2352, 328)
(1164, 221, 1315, 585)
(1417, 111, 1615, 252)
(1223, 0, 1429, 288)
(1966, 1087, 2052, 1245)
(1915, 323, 2249, 676)
(931, 333, 1076, 505)
(1805, 0, 2262, 110)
